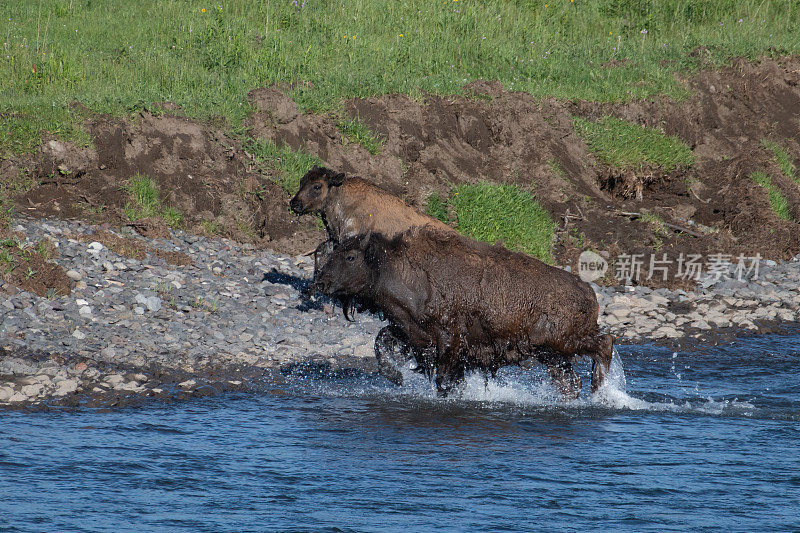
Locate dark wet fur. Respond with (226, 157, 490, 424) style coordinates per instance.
(315, 227, 614, 397)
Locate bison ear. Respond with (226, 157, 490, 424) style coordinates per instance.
(328, 171, 346, 187)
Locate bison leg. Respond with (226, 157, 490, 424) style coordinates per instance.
(374, 326, 414, 386)
(433, 330, 466, 397)
(587, 333, 614, 392)
(536, 350, 581, 399)
(435, 361, 465, 398)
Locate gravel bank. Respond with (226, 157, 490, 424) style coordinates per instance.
(1, 217, 798, 407)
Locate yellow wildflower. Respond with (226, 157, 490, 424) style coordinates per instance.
(201, 8, 206, 12)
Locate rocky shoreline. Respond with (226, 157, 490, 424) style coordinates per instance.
(1, 217, 799, 407)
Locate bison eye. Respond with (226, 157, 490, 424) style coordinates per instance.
(347, 254, 356, 262)
(313, 184, 322, 191)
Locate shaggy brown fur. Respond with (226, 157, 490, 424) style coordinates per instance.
(290, 166, 455, 242)
(315, 227, 614, 397)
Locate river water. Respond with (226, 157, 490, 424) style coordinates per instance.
(1, 332, 798, 532)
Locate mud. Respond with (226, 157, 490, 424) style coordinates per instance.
(7, 56, 800, 285)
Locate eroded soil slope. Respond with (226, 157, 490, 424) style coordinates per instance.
(6, 56, 800, 280)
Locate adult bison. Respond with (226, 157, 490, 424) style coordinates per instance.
(314, 228, 613, 397)
(289, 165, 454, 244)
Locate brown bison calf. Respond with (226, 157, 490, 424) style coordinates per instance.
(290, 166, 454, 243)
(314, 228, 614, 397)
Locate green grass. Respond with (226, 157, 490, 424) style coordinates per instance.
(122, 173, 183, 227)
(450, 182, 555, 263)
(640, 211, 669, 235)
(425, 193, 450, 223)
(2, 0, 800, 156)
(573, 116, 694, 170)
(762, 139, 799, 185)
(201, 220, 222, 235)
(244, 138, 321, 195)
(751, 171, 791, 221)
(337, 117, 382, 155)
(547, 159, 567, 179)
(162, 206, 184, 228)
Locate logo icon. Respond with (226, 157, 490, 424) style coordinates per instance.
(577, 250, 608, 282)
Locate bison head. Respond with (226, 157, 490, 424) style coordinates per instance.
(289, 166, 345, 215)
(313, 233, 374, 298)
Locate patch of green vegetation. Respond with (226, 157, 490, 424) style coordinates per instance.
(2, 0, 799, 144)
(123, 174, 161, 220)
(751, 171, 791, 221)
(201, 220, 222, 236)
(568, 227, 586, 248)
(162, 207, 184, 228)
(450, 182, 555, 263)
(191, 295, 218, 313)
(0, 248, 12, 270)
(425, 193, 450, 224)
(547, 159, 567, 179)
(122, 173, 183, 227)
(337, 117, 382, 155)
(573, 116, 694, 171)
(235, 217, 258, 240)
(762, 139, 799, 185)
(244, 138, 321, 195)
(640, 211, 669, 236)
(0, 107, 92, 156)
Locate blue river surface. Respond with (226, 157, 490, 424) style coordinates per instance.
(1, 331, 799, 532)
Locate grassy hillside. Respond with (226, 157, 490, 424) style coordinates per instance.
(2, 0, 800, 154)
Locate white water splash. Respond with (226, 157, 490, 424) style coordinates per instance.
(288, 347, 757, 417)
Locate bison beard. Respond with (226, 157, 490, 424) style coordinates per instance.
(314, 228, 614, 398)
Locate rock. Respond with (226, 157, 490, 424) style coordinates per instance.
(21, 383, 43, 397)
(105, 374, 125, 385)
(178, 379, 196, 388)
(55, 379, 78, 395)
(606, 303, 631, 319)
(100, 347, 116, 359)
(66, 270, 83, 281)
(114, 381, 142, 391)
(0, 386, 13, 401)
(88, 241, 104, 253)
(645, 294, 669, 306)
(708, 316, 731, 327)
(145, 296, 162, 312)
(72, 329, 87, 340)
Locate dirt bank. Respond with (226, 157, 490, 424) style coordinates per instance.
(4, 56, 800, 284)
